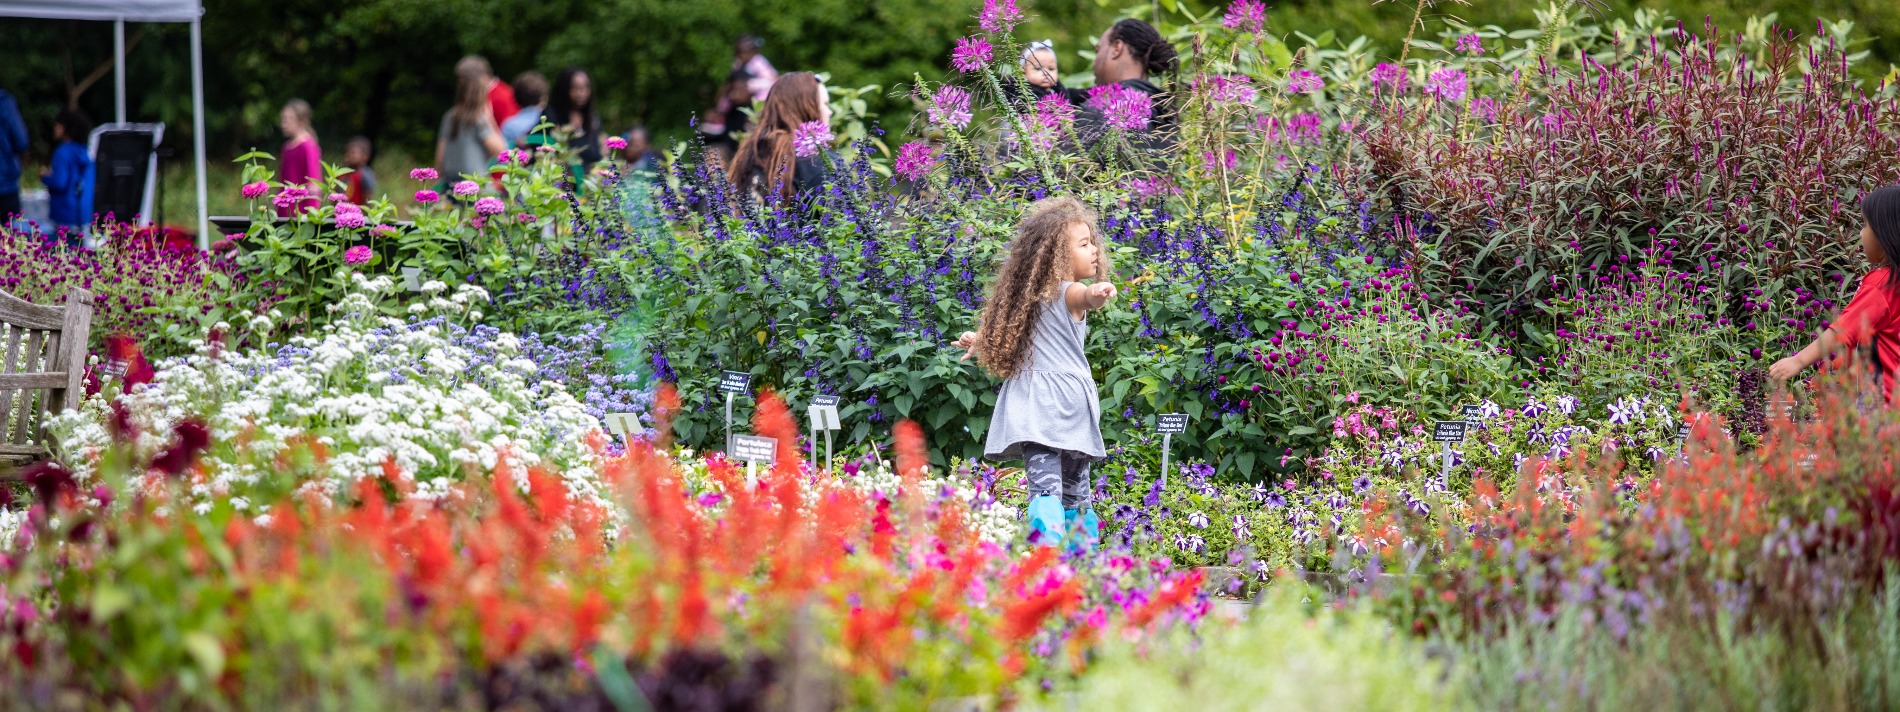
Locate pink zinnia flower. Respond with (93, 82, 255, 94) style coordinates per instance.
(792, 120, 833, 158)
(497, 149, 514, 165)
(1370, 62, 1407, 92)
(344, 245, 372, 265)
(978, 0, 1022, 33)
(334, 208, 366, 229)
(1284, 69, 1324, 94)
(1454, 33, 1485, 55)
(409, 167, 438, 182)
(928, 86, 973, 129)
(893, 141, 938, 181)
(326, 192, 349, 203)
(1423, 68, 1467, 101)
(473, 196, 506, 216)
(240, 181, 269, 199)
(1086, 84, 1152, 131)
(1222, 0, 1267, 34)
(451, 180, 480, 198)
(605, 136, 628, 151)
(371, 224, 398, 237)
(951, 36, 993, 74)
(414, 189, 440, 204)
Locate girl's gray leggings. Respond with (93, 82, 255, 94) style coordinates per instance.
(1022, 442, 1093, 510)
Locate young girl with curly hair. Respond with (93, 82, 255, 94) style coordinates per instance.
(953, 196, 1118, 548)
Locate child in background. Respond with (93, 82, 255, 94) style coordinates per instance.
(1770, 184, 1900, 398)
(501, 71, 548, 149)
(953, 196, 1118, 548)
(341, 136, 377, 204)
(41, 109, 94, 246)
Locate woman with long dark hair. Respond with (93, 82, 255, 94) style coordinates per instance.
(1770, 184, 1900, 397)
(436, 56, 507, 186)
(547, 67, 604, 169)
(726, 71, 832, 203)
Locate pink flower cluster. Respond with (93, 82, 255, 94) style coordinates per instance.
(1201, 149, 1239, 176)
(792, 120, 833, 158)
(1455, 33, 1485, 55)
(410, 167, 438, 182)
(1370, 63, 1407, 93)
(978, 0, 1022, 33)
(951, 36, 994, 74)
(1424, 68, 1468, 101)
(334, 201, 366, 229)
(1086, 84, 1153, 131)
(272, 187, 309, 211)
(1126, 176, 1178, 201)
(1222, 0, 1267, 34)
(473, 197, 506, 216)
(344, 245, 373, 266)
(452, 180, 481, 198)
(928, 86, 974, 130)
(241, 181, 269, 199)
(1284, 69, 1324, 95)
(894, 141, 938, 182)
(1197, 74, 1257, 105)
(605, 136, 629, 151)
(1257, 112, 1324, 144)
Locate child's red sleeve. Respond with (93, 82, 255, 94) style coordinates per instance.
(1830, 271, 1893, 351)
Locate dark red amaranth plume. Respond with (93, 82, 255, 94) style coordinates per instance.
(150, 420, 211, 477)
(104, 334, 154, 390)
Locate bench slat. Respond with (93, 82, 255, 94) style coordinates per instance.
(0, 373, 68, 389)
(0, 291, 64, 331)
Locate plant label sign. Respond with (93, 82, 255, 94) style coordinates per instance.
(603, 413, 642, 438)
(812, 394, 842, 408)
(1432, 421, 1468, 443)
(717, 371, 752, 395)
(731, 435, 777, 464)
(401, 266, 424, 292)
(1461, 405, 1483, 427)
(808, 404, 841, 431)
(1156, 414, 1189, 434)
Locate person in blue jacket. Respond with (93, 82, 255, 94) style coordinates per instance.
(41, 109, 95, 246)
(0, 88, 28, 220)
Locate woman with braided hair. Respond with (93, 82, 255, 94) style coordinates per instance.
(1085, 17, 1180, 142)
(952, 197, 1119, 549)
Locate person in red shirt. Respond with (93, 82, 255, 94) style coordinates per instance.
(1769, 184, 1900, 396)
(460, 55, 519, 126)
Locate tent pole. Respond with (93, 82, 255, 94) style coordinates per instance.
(190, 17, 209, 248)
(114, 19, 126, 123)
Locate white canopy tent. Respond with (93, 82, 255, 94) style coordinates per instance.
(0, 0, 209, 247)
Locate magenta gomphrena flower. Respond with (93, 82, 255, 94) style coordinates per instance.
(1086, 84, 1153, 131)
(1222, 0, 1267, 34)
(240, 181, 269, 199)
(515, 212, 536, 224)
(1284, 69, 1324, 94)
(1454, 33, 1485, 55)
(792, 120, 833, 158)
(1198, 74, 1257, 104)
(414, 189, 441, 204)
(1370, 62, 1407, 92)
(473, 196, 506, 216)
(928, 86, 974, 129)
(893, 141, 938, 181)
(978, 0, 1022, 33)
(1423, 67, 1468, 101)
(344, 245, 373, 265)
(451, 180, 480, 198)
(951, 36, 994, 74)
(1470, 96, 1501, 122)
(410, 167, 438, 182)
(604, 136, 628, 151)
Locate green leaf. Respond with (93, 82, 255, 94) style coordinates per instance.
(91, 585, 132, 622)
(183, 631, 226, 677)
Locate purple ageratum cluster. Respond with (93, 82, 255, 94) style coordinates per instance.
(977, 0, 1022, 33)
(928, 86, 974, 130)
(894, 141, 939, 181)
(1423, 68, 1468, 101)
(792, 120, 833, 158)
(951, 36, 993, 74)
(1284, 69, 1325, 95)
(1222, 0, 1267, 34)
(1086, 84, 1153, 131)
(1455, 33, 1485, 55)
(344, 245, 373, 266)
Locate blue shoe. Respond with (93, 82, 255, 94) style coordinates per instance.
(1078, 509, 1100, 551)
(1062, 508, 1102, 553)
(1027, 496, 1064, 547)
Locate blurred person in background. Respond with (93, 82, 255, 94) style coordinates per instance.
(436, 57, 507, 187)
(277, 98, 322, 216)
(0, 86, 25, 219)
(502, 71, 549, 149)
(41, 108, 95, 245)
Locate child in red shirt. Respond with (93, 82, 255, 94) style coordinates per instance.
(1770, 184, 1900, 396)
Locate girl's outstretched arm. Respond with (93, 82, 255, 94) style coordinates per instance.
(1769, 328, 1839, 382)
(1065, 281, 1118, 313)
(952, 330, 979, 362)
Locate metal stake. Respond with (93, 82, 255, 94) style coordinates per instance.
(724, 392, 735, 455)
(1440, 442, 1453, 480)
(1160, 433, 1172, 489)
(824, 430, 833, 474)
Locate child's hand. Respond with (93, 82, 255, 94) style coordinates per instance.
(951, 331, 979, 361)
(1088, 282, 1118, 305)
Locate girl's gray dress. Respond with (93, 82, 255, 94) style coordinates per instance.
(984, 282, 1106, 461)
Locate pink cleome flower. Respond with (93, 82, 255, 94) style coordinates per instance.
(344, 245, 373, 265)
(1423, 68, 1468, 102)
(1370, 62, 1408, 93)
(1284, 69, 1324, 95)
(978, 0, 1023, 33)
(1198, 74, 1257, 104)
(1087, 84, 1153, 131)
(928, 86, 974, 130)
(1454, 34, 1485, 55)
(792, 120, 834, 158)
(1222, 0, 1267, 34)
(951, 36, 994, 74)
(893, 141, 938, 182)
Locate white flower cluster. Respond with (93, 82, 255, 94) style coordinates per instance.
(47, 274, 608, 511)
(834, 460, 1020, 546)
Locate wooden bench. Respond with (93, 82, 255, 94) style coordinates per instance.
(0, 289, 94, 469)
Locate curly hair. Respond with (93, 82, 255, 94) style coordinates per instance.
(977, 196, 1103, 380)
